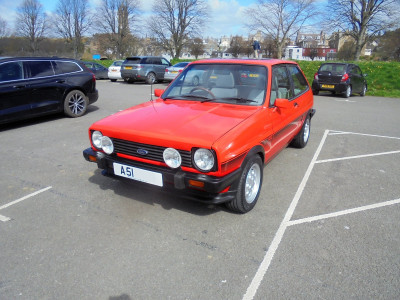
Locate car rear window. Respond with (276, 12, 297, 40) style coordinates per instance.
(0, 62, 24, 82)
(125, 57, 142, 64)
(319, 64, 346, 75)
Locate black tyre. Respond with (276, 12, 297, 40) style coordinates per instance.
(225, 155, 263, 213)
(110, 79, 117, 82)
(312, 89, 319, 95)
(290, 115, 311, 148)
(146, 72, 156, 84)
(343, 85, 352, 98)
(63, 90, 88, 118)
(360, 84, 367, 96)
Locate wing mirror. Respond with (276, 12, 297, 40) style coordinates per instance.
(274, 98, 291, 109)
(154, 89, 164, 98)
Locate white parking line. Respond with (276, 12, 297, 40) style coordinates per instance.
(288, 198, 400, 226)
(242, 130, 330, 300)
(316, 150, 400, 164)
(243, 129, 400, 299)
(0, 186, 52, 222)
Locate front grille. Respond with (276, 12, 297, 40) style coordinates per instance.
(113, 138, 192, 168)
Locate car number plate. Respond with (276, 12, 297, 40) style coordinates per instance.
(321, 84, 335, 89)
(125, 66, 133, 70)
(171, 71, 178, 74)
(113, 163, 163, 187)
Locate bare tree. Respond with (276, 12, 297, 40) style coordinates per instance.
(245, 0, 317, 59)
(15, 0, 47, 53)
(189, 37, 205, 58)
(96, 0, 140, 59)
(53, 0, 92, 59)
(229, 36, 246, 58)
(0, 17, 10, 38)
(147, 0, 209, 59)
(327, 0, 400, 61)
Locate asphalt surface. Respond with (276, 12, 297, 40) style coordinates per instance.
(1, 80, 399, 300)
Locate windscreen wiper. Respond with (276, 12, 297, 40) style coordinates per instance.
(219, 97, 257, 103)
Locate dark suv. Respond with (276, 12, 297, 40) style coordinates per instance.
(312, 63, 367, 98)
(0, 57, 98, 125)
(121, 56, 171, 84)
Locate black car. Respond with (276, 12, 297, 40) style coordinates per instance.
(82, 61, 109, 79)
(312, 63, 367, 98)
(0, 57, 98, 125)
(120, 56, 171, 84)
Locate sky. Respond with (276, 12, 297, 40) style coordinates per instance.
(0, 0, 325, 38)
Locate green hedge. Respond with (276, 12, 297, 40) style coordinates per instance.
(92, 59, 400, 98)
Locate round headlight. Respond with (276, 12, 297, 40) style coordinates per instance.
(92, 131, 103, 149)
(101, 136, 114, 154)
(194, 148, 214, 171)
(163, 148, 182, 169)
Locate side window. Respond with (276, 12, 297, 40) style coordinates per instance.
(0, 62, 24, 82)
(161, 58, 170, 66)
(143, 58, 151, 64)
(270, 65, 292, 105)
(353, 66, 361, 75)
(153, 58, 162, 65)
(52, 61, 82, 74)
(288, 65, 308, 97)
(25, 61, 54, 78)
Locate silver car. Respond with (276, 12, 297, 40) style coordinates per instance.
(164, 62, 190, 82)
(120, 56, 171, 84)
(108, 60, 124, 82)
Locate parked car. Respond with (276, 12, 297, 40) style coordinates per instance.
(164, 62, 190, 81)
(120, 56, 171, 84)
(312, 62, 367, 98)
(82, 61, 109, 79)
(108, 60, 124, 82)
(83, 59, 315, 213)
(0, 57, 98, 125)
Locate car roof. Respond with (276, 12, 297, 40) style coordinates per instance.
(0, 56, 80, 63)
(190, 58, 298, 66)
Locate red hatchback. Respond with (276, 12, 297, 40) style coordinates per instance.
(83, 59, 315, 213)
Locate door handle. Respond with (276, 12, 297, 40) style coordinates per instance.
(294, 102, 299, 107)
(56, 80, 65, 83)
(13, 85, 26, 89)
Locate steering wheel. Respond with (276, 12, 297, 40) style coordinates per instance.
(190, 87, 216, 99)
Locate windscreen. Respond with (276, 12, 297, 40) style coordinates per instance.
(162, 64, 268, 106)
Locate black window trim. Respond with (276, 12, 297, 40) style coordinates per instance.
(0, 59, 84, 83)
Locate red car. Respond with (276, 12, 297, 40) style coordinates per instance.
(83, 59, 315, 213)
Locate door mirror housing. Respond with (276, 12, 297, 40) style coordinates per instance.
(154, 89, 164, 98)
(274, 98, 291, 109)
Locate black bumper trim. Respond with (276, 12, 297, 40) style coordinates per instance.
(83, 148, 241, 204)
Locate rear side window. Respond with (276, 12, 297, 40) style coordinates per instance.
(53, 61, 82, 74)
(25, 61, 54, 78)
(288, 65, 308, 97)
(0, 62, 24, 82)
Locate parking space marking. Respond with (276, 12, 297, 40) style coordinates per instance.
(0, 186, 52, 222)
(329, 130, 400, 140)
(316, 150, 400, 164)
(243, 130, 330, 300)
(243, 129, 400, 300)
(288, 198, 400, 226)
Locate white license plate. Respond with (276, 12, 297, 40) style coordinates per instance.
(113, 162, 163, 187)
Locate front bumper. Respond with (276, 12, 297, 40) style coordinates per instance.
(83, 148, 241, 204)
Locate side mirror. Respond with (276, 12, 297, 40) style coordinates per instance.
(154, 89, 164, 98)
(274, 98, 291, 109)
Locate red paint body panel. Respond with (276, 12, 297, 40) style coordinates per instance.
(85, 59, 315, 204)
